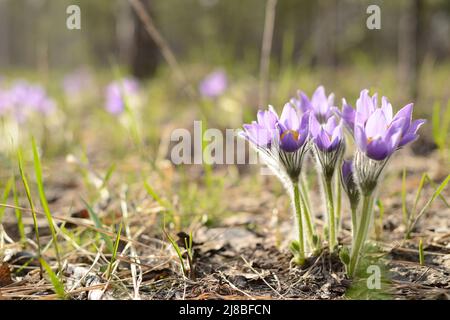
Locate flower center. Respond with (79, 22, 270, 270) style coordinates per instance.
(281, 130, 300, 141)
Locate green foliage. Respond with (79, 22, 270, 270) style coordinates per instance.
(0, 177, 13, 223)
(17, 148, 43, 275)
(40, 258, 67, 299)
(32, 137, 61, 270)
(82, 198, 114, 253)
(405, 174, 450, 239)
(432, 100, 450, 158)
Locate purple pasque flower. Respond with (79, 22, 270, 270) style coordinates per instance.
(341, 159, 359, 206)
(291, 85, 335, 122)
(105, 78, 140, 115)
(277, 103, 309, 152)
(241, 103, 310, 180)
(241, 106, 278, 148)
(310, 114, 344, 153)
(342, 89, 426, 161)
(199, 70, 228, 98)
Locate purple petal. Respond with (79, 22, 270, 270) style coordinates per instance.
(341, 160, 353, 180)
(398, 119, 426, 147)
(314, 128, 332, 151)
(309, 113, 321, 137)
(280, 131, 301, 152)
(341, 99, 356, 131)
(355, 125, 368, 152)
(393, 103, 413, 133)
(297, 91, 312, 113)
(365, 109, 388, 138)
(366, 137, 389, 161)
(381, 96, 393, 122)
(243, 123, 272, 147)
(280, 103, 300, 130)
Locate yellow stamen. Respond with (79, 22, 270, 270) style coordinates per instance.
(281, 130, 300, 141)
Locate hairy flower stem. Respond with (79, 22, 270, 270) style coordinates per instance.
(350, 204, 358, 241)
(299, 188, 318, 253)
(300, 178, 319, 253)
(348, 194, 374, 277)
(324, 177, 337, 252)
(292, 181, 305, 265)
(335, 176, 342, 232)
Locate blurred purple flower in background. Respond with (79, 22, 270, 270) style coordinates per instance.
(3, 80, 56, 122)
(0, 88, 12, 115)
(105, 78, 140, 115)
(63, 68, 94, 97)
(199, 70, 228, 98)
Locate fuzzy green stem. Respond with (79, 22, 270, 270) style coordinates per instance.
(350, 204, 358, 241)
(299, 188, 318, 253)
(335, 175, 342, 232)
(293, 182, 305, 264)
(300, 179, 319, 252)
(324, 177, 336, 252)
(348, 194, 374, 277)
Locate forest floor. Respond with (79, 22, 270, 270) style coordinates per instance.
(0, 137, 449, 300)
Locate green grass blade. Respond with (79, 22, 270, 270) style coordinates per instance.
(32, 138, 61, 270)
(107, 222, 122, 279)
(0, 177, 13, 223)
(163, 229, 186, 276)
(376, 199, 385, 240)
(100, 163, 116, 189)
(12, 176, 26, 244)
(424, 174, 450, 208)
(411, 173, 427, 220)
(419, 238, 425, 266)
(431, 102, 442, 149)
(143, 180, 172, 210)
(401, 168, 408, 225)
(407, 174, 450, 238)
(39, 258, 66, 299)
(81, 198, 114, 253)
(18, 148, 43, 276)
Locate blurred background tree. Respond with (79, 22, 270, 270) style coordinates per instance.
(0, 0, 448, 100)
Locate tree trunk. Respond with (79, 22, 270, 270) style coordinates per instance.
(130, 0, 159, 79)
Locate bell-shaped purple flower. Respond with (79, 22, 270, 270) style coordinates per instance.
(341, 159, 359, 206)
(310, 114, 343, 152)
(291, 85, 335, 122)
(277, 103, 309, 152)
(241, 103, 310, 181)
(199, 70, 228, 98)
(341, 89, 425, 161)
(241, 106, 278, 148)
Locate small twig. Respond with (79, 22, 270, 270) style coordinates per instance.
(128, 0, 195, 98)
(258, 0, 277, 106)
(241, 255, 284, 299)
(218, 271, 255, 299)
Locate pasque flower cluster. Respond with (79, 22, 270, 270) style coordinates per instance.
(241, 86, 424, 276)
